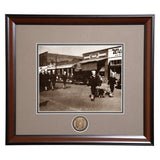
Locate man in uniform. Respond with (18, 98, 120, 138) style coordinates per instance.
(88, 70, 101, 101)
(44, 69, 48, 91)
(62, 71, 67, 89)
(108, 70, 117, 97)
(51, 70, 56, 90)
(40, 70, 45, 91)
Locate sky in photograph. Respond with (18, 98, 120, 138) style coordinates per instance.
(38, 44, 121, 57)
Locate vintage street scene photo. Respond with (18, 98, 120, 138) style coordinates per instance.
(38, 44, 123, 112)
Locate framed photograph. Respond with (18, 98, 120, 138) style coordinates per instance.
(37, 44, 123, 113)
(6, 15, 154, 145)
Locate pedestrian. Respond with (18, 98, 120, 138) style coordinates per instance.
(39, 70, 42, 91)
(44, 69, 48, 91)
(40, 70, 45, 91)
(108, 70, 116, 97)
(51, 69, 56, 90)
(88, 70, 101, 101)
(62, 71, 67, 89)
(47, 70, 52, 90)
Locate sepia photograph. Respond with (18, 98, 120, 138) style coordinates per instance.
(37, 44, 123, 112)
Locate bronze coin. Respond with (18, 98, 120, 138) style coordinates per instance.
(72, 116, 88, 132)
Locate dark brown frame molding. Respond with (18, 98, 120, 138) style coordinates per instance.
(6, 15, 154, 145)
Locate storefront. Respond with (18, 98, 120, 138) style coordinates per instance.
(73, 57, 108, 84)
(108, 46, 122, 88)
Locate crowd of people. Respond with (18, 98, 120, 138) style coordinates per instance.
(39, 69, 68, 91)
(39, 69, 118, 101)
(39, 70, 56, 91)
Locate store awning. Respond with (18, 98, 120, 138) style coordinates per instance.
(80, 57, 107, 64)
(81, 62, 97, 71)
(43, 64, 75, 70)
(56, 64, 75, 69)
(74, 57, 108, 71)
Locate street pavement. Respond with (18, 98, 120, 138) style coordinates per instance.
(39, 83, 122, 112)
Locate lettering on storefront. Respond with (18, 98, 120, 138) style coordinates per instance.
(84, 52, 107, 59)
(108, 47, 122, 58)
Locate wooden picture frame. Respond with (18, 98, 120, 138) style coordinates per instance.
(6, 15, 154, 145)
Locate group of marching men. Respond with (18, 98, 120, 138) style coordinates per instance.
(39, 69, 67, 91)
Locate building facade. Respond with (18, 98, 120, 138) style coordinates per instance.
(39, 51, 83, 77)
(108, 46, 122, 85)
(39, 51, 82, 67)
(77, 45, 122, 82)
(39, 46, 122, 85)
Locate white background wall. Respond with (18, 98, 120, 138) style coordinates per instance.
(0, 0, 159, 160)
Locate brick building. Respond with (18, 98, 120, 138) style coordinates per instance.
(39, 51, 82, 67)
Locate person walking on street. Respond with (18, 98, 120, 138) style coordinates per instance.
(44, 69, 48, 91)
(47, 70, 52, 90)
(89, 70, 101, 101)
(108, 70, 116, 97)
(51, 70, 56, 90)
(40, 70, 45, 91)
(62, 71, 67, 89)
